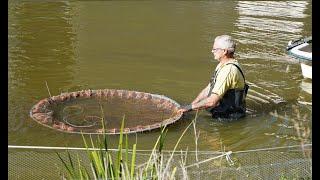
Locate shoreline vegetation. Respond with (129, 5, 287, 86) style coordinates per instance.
(56, 104, 311, 179)
(57, 106, 202, 180)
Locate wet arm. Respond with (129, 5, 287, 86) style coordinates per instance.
(191, 93, 220, 110)
(191, 83, 211, 104)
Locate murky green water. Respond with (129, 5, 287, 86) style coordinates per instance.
(9, 1, 311, 151)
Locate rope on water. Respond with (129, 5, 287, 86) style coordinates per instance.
(63, 115, 101, 128)
(62, 105, 102, 128)
(8, 144, 312, 154)
(62, 105, 84, 115)
(8, 143, 311, 171)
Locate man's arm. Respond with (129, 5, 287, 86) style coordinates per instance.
(177, 93, 220, 114)
(191, 83, 211, 104)
(177, 65, 233, 114)
(191, 93, 220, 110)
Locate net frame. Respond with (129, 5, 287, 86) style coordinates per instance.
(29, 89, 183, 134)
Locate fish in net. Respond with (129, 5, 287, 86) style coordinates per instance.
(29, 89, 183, 134)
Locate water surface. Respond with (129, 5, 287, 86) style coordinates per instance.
(9, 1, 312, 151)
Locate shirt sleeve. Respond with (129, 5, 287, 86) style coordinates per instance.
(211, 65, 234, 98)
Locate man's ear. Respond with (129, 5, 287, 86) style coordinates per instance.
(223, 49, 228, 55)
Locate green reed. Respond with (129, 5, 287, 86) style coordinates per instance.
(57, 110, 199, 180)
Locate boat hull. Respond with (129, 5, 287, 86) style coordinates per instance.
(288, 43, 312, 61)
(286, 36, 312, 79)
(300, 63, 312, 79)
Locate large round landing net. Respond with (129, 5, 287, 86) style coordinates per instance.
(29, 89, 183, 134)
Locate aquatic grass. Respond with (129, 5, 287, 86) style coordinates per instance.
(192, 110, 200, 167)
(269, 105, 312, 178)
(57, 110, 198, 180)
(161, 112, 197, 178)
(290, 105, 312, 176)
(130, 144, 136, 179)
(56, 101, 209, 179)
(56, 150, 90, 179)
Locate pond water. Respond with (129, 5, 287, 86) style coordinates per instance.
(9, 1, 311, 152)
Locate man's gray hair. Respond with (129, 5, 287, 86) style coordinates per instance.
(214, 35, 236, 54)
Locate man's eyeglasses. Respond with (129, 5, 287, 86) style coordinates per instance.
(211, 48, 224, 53)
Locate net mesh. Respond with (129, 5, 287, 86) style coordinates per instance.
(29, 89, 182, 134)
(8, 144, 311, 179)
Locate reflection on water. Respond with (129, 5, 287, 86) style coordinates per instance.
(298, 79, 312, 106)
(245, 80, 286, 116)
(236, 17, 303, 34)
(8, 1, 311, 151)
(231, 0, 310, 118)
(267, 104, 311, 145)
(233, 1, 310, 61)
(236, 1, 309, 18)
(300, 79, 312, 95)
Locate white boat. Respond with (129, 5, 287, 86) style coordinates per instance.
(300, 63, 312, 79)
(286, 36, 312, 79)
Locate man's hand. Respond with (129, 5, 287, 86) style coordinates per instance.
(177, 108, 188, 114)
(176, 104, 193, 114)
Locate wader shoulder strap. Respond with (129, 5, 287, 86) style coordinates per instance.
(207, 63, 246, 97)
(225, 63, 246, 83)
(207, 69, 219, 97)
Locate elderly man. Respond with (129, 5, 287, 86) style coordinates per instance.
(178, 35, 249, 120)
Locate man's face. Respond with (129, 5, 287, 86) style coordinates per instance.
(211, 42, 224, 61)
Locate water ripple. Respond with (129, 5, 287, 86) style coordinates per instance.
(245, 81, 286, 116)
(236, 1, 309, 19)
(235, 16, 303, 34)
(232, 1, 309, 62)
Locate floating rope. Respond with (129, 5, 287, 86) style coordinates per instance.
(8, 143, 312, 154)
(62, 105, 101, 128)
(63, 115, 101, 128)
